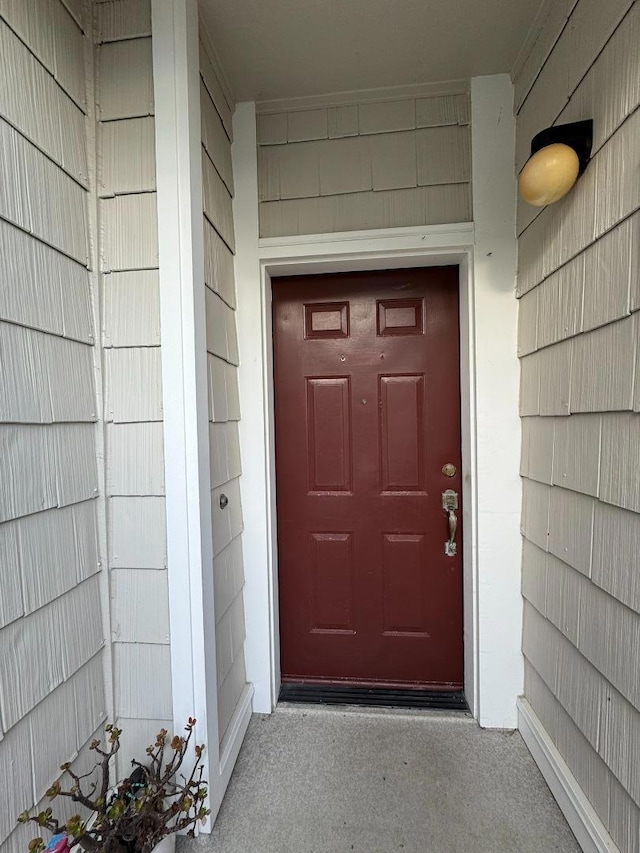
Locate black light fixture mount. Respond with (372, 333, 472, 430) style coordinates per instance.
(519, 119, 594, 207)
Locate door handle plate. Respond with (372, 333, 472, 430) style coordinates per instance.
(442, 489, 458, 557)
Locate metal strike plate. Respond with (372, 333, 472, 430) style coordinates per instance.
(441, 489, 458, 512)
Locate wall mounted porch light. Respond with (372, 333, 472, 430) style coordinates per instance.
(519, 119, 593, 207)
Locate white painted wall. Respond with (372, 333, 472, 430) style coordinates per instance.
(514, 1, 640, 848)
(0, 4, 109, 851)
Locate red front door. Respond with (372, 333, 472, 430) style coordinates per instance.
(273, 267, 463, 689)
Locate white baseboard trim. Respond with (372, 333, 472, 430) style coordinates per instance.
(517, 698, 619, 853)
(219, 683, 254, 792)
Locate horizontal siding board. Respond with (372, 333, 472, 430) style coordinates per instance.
(29, 677, 77, 799)
(99, 117, 156, 195)
(416, 93, 470, 128)
(73, 652, 107, 747)
(0, 424, 97, 523)
(0, 718, 33, 842)
(259, 183, 472, 238)
(199, 40, 233, 140)
(538, 340, 571, 415)
(552, 414, 601, 496)
(256, 112, 287, 145)
(18, 124, 89, 263)
(103, 269, 160, 347)
(0, 426, 56, 522)
(610, 774, 640, 852)
(0, 598, 66, 729)
(211, 479, 242, 558)
(111, 568, 170, 643)
(599, 413, 640, 513)
(525, 417, 555, 485)
(204, 221, 236, 308)
(201, 82, 233, 194)
(109, 496, 166, 568)
(0, 521, 23, 627)
(52, 423, 99, 507)
(114, 716, 172, 779)
(370, 131, 417, 191)
(521, 479, 550, 550)
(515, 29, 571, 172)
(97, 38, 154, 120)
(277, 141, 320, 200)
(547, 487, 594, 575)
(107, 422, 165, 496)
(114, 642, 172, 718)
(578, 578, 640, 710)
(0, 325, 95, 423)
(558, 3, 640, 154)
(97, 0, 152, 42)
(257, 146, 280, 201)
(318, 136, 372, 197)
(218, 651, 247, 744)
(51, 0, 86, 110)
(59, 576, 104, 677)
(105, 347, 163, 422)
(593, 107, 640, 241)
(60, 0, 85, 31)
(358, 99, 415, 134)
(100, 193, 158, 271)
(0, 220, 94, 343)
(536, 255, 584, 349)
(17, 503, 98, 613)
(517, 288, 537, 356)
(570, 317, 635, 413)
(213, 533, 244, 623)
(206, 288, 229, 360)
(0, 0, 56, 73)
(327, 105, 359, 139)
(215, 593, 245, 687)
(287, 109, 328, 143)
(566, 0, 634, 95)
(514, 0, 574, 111)
(416, 125, 471, 186)
(202, 153, 235, 251)
(544, 552, 581, 644)
(581, 218, 633, 333)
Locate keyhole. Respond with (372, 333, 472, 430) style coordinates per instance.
(361, 398, 367, 405)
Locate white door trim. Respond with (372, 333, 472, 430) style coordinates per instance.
(261, 231, 477, 709)
(234, 76, 522, 728)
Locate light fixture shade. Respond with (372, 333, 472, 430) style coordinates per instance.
(518, 143, 580, 207)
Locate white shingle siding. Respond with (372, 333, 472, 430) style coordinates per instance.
(96, 0, 171, 749)
(256, 91, 472, 237)
(516, 0, 640, 845)
(200, 39, 247, 747)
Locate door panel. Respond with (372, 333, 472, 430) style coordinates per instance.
(273, 267, 463, 689)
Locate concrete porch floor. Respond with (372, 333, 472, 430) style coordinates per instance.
(183, 705, 580, 853)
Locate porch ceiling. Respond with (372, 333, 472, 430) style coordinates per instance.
(198, 0, 545, 103)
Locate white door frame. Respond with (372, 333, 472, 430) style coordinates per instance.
(264, 229, 476, 705)
(234, 77, 522, 729)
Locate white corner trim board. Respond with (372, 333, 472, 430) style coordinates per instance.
(517, 699, 620, 853)
(152, 0, 224, 828)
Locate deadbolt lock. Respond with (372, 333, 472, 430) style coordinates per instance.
(442, 462, 456, 478)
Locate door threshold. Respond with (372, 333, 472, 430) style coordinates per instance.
(279, 683, 469, 711)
